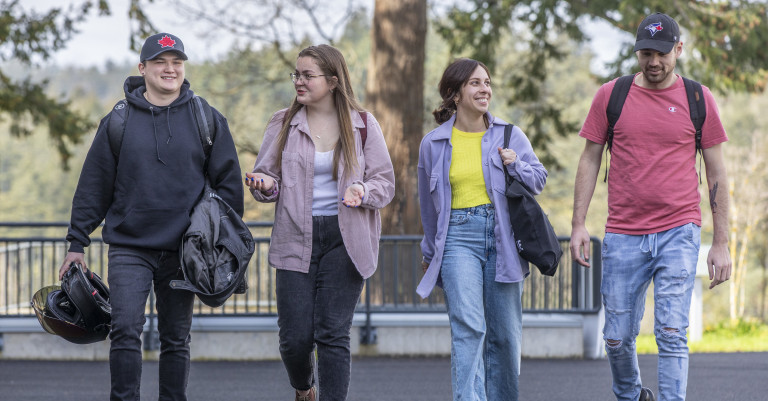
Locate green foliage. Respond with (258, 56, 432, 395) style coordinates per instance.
(0, 0, 157, 169)
(706, 318, 768, 337)
(434, 0, 768, 168)
(636, 320, 768, 354)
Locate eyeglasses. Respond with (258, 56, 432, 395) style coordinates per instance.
(290, 72, 327, 84)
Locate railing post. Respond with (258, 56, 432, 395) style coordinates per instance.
(360, 278, 377, 345)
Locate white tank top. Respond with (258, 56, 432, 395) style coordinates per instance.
(312, 150, 338, 216)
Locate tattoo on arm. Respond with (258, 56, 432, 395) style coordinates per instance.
(710, 182, 719, 213)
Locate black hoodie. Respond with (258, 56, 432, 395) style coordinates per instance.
(66, 76, 243, 252)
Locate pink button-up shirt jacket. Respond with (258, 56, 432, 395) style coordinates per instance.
(251, 108, 395, 279)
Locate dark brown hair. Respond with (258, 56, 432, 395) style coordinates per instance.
(432, 58, 490, 125)
(275, 44, 363, 179)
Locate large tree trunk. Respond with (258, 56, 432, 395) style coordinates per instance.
(366, 0, 427, 235)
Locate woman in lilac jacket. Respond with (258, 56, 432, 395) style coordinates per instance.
(245, 45, 395, 401)
(417, 58, 547, 401)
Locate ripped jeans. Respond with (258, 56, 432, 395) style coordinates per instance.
(601, 223, 700, 401)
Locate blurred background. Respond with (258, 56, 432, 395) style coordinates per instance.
(1, 0, 767, 348)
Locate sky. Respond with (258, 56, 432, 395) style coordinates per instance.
(28, 0, 625, 72)
(29, 0, 379, 69)
(30, 0, 239, 68)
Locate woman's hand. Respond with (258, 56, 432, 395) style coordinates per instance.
(342, 183, 365, 207)
(497, 147, 517, 165)
(245, 172, 275, 193)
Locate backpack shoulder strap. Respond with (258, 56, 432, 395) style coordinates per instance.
(602, 75, 634, 182)
(107, 96, 216, 164)
(605, 75, 634, 152)
(191, 95, 215, 158)
(682, 77, 706, 153)
(107, 99, 129, 161)
(682, 77, 706, 183)
(358, 110, 368, 148)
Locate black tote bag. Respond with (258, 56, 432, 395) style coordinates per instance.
(503, 124, 562, 276)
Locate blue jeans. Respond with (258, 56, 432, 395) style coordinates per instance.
(276, 215, 364, 401)
(107, 245, 195, 401)
(440, 204, 523, 401)
(602, 223, 700, 401)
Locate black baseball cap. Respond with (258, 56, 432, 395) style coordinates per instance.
(140, 33, 188, 62)
(634, 13, 680, 53)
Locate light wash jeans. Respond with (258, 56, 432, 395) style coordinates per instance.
(602, 223, 700, 401)
(440, 204, 523, 401)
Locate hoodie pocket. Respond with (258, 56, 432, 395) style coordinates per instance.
(113, 207, 190, 244)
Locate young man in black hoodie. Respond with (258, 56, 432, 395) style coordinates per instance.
(59, 33, 243, 400)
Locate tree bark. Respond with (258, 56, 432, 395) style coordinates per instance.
(366, 0, 427, 235)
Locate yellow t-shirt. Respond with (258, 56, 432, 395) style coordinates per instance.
(450, 126, 492, 209)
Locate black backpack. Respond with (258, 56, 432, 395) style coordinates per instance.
(107, 95, 215, 163)
(604, 75, 706, 181)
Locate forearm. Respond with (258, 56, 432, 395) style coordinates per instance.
(572, 141, 603, 227)
(703, 144, 730, 245)
(707, 167, 729, 246)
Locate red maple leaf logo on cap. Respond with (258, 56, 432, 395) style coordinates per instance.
(157, 35, 176, 48)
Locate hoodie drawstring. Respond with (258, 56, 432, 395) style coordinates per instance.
(149, 106, 167, 166)
(166, 107, 173, 144)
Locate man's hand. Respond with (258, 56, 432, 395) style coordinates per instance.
(570, 225, 592, 268)
(707, 242, 732, 289)
(59, 252, 86, 280)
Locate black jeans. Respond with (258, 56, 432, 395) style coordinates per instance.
(107, 245, 195, 401)
(276, 215, 365, 401)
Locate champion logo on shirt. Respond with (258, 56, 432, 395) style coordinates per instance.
(668, 106, 677, 113)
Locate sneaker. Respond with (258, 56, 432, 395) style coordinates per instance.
(639, 387, 655, 401)
(295, 387, 316, 401)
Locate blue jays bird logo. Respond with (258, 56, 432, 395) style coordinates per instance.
(644, 22, 663, 37)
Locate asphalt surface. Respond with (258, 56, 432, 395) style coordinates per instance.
(1, 353, 765, 400)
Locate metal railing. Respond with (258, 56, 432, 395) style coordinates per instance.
(0, 223, 601, 319)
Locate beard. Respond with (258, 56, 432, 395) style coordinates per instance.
(642, 67, 671, 84)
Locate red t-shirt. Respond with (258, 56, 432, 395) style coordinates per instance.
(579, 74, 728, 234)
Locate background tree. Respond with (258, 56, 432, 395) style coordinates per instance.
(0, 0, 156, 168)
(366, 0, 426, 234)
(6, 0, 768, 239)
(435, 0, 768, 169)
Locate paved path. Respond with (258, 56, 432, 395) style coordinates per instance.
(1, 353, 765, 400)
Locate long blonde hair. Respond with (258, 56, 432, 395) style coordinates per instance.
(275, 44, 363, 179)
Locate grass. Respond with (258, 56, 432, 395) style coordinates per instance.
(636, 319, 768, 354)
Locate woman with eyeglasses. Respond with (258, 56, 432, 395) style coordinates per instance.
(245, 44, 395, 401)
(416, 58, 548, 401)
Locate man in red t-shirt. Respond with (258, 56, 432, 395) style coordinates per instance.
(570, 12, 732, 401)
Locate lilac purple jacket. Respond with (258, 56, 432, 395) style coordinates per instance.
(416, 113, 548, 298)
(250, 107, 395, 279)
